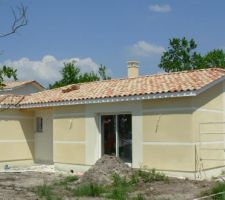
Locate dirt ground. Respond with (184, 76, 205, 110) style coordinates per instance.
(0, 171, 63, 200)
(0, 171, 216, 200)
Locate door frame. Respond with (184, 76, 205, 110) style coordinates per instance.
(99, 112, 132, 163)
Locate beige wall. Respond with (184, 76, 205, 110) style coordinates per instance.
(142, 82, 225, 174)
(34, 109, 53, 163)
(0, 109, 34, 164)
(192, 82, 225, 171)
(53, 105, 86, 165)
(142, 97, 196, 172)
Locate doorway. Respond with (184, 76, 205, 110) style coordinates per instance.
(101, 114, 132, 163)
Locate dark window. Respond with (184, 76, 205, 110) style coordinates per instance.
(36, 117, 43, 132)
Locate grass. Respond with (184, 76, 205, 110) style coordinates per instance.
(33, 176, 79, 200)
(54, 175, 78, 187)
(33, 184, 62, 200)
(211, 183, 225, 200)
(108, 173, 133, 200)
(73, 183, 105, 197)
(33, 169, 167, 199)
(136, 168, 169, 183)
(132, 194, 145, 200)
(200, 182, 225, 200)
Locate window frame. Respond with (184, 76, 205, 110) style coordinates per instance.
(36, 117, 43, 133)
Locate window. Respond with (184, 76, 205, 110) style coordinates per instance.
(36, 117, 43, 132)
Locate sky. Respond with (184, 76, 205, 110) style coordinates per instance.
(0, 0, 225, 87)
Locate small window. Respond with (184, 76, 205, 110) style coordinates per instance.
(36, 117, 43, 132)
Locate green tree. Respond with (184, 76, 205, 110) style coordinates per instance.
(159, 37, 202, 72)
(98, 64, 111, 80)
(159, 37, 225, 72)
(0, 66, 17, 88)
(204, 49, 225, 68)
(49, 62, 110, 89)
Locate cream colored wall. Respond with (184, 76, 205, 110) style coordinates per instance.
(142, 97, 196, 172)
(192, 82, 225, 171)
(34, 109, 53, 163)
(0, 109, 34, 164)
(53, 105, 86, 165)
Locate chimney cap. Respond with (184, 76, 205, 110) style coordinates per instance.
(127, 60, 139, 67)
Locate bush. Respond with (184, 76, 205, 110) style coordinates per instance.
(73, 183, 105, 197)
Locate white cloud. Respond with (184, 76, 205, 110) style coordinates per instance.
(129, 41, 165, 57)
(1, 55, 99, 86)
(149, 4, 172, 13)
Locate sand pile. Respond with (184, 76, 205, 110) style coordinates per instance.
(79, 155, 133, 185)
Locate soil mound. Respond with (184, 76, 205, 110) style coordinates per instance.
(79, 155, 133, 185)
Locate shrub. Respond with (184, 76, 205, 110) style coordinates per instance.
(73, 183, 105, 197)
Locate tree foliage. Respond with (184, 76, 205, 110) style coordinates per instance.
(0, 66, 17, 87)
(49, 62, 111, 89)
(159, 37, 225, 72)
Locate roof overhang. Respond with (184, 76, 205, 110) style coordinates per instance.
(0, 90, 197, 109)
(0, 74, 225, 109)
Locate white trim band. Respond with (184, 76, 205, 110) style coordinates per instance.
(54, 141, 85, 144)
(143, 141, 224, 146)
(0, 139, 34, 143)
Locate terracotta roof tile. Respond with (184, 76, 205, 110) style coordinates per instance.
(1, 68, 225, 106)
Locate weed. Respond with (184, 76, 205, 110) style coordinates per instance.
(130, 173, 140, 185)
(137, 168, 168, 183)
(132, 193, 145, 200)
(55, 175, 78, 186)
(108, 173, 132, 200)
(211, 182, 225, 200)
(73, 183, 105, 197)
(33, 184, 61, 200)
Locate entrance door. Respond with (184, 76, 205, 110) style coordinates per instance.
(101, 114, 132, 163)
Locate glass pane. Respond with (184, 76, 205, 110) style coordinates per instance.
(118, 114, 132, 163)
(101, 115, 116, 156)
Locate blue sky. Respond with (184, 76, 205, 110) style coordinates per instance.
(0, 0, 225, 86)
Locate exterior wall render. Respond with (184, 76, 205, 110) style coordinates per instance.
(192, 82, 225, 173)
(34, 109, 53, 163)
(142, 97, 196, 172)
(0, 110, 34, 164)
(53, 105, 86, 165)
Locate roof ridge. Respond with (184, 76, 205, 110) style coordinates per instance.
(60, 67, 225, 87)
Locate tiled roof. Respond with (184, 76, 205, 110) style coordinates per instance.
(1, 80, 45, 90)
(0, 68, 225, 107)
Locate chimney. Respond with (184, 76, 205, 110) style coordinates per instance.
(127, 61, 139, 78)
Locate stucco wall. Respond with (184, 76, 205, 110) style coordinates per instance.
(142, 97, 195, 172)
(34, 109, 53, 163)
(192, 82, 225, 171)
(0, 109, 34, 164)
(53, 105, 86, 165)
